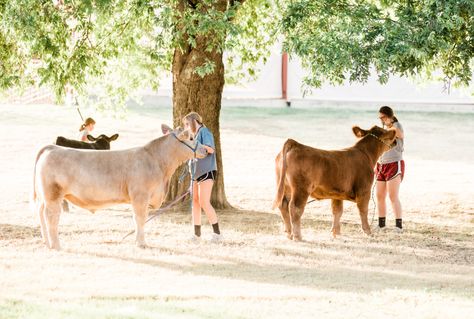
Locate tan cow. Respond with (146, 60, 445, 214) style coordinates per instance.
(273, 125, 397, 241)
(32, 125, 207, 250)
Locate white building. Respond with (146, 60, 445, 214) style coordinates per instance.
(154, 45, 474, 110)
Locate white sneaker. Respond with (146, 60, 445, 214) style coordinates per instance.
(394, 227, 404, 234)
(188, 234, 201, 242)
(372, 225, 387, 233)
(209, 233, 223, 243)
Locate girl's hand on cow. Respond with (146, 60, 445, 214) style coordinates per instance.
(204, 145, 214, 154)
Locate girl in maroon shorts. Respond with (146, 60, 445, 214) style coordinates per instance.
(375, 106, 405, 232)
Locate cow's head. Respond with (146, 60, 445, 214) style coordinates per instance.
(87, 133, 119, 142)
(352, 125, 397, 150)
(87, 134, 119, 150)
(161, 124, 208, 159)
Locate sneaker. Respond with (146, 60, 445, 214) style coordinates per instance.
(187, 234, 201, 242)
(372, 225, 387, 233)
(209, 233, 223, 243)
(394, 227, 403, 234)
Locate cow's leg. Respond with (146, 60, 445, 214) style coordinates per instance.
(289, 192, 309, 241)
(278, 196, 292, 239)
(357, 196, 372, 235)
(62, 200, 70, 213)
(44, 200, 62, 250)
(37, 201, 50, 247)
(331, 199, 343, 238)
(132, 198, 149, 248)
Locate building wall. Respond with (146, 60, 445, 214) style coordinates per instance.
(156, 45, 474, 106)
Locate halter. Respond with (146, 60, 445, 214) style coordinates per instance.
(171, 133, 199, 154)
(367, 133, 393, 149)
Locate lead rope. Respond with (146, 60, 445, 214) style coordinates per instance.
(75, 98, 84, 122)
(189, 155, 197, 229)
(120, 188, 191, 242)
(368, 133, 391, 226)
(121, 154, 197, 242)
(370, 163, 383, 226)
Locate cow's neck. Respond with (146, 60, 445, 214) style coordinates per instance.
(355, 137, 386, 167)
(146, 135, 192, 179)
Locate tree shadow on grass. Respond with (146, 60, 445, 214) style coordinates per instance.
(64, 243, 472, 297)
(3, 208, 473, 297)
(0, 224, 40, 240)
(3, 205, 473, 266)
(59, 206, 473, 296)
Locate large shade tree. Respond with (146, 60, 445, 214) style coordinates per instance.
(1, 0, 473, 207)
(0, 0, 279, 208)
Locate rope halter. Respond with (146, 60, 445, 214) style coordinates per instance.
(367, 133, 394, 149)
(171, 132, 200, 155)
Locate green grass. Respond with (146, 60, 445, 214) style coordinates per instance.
(0, 298, 239, 319)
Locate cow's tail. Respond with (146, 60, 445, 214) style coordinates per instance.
(272, 139, 294, 210)
(31, 145, 54, 210)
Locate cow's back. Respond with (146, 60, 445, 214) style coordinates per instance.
(284, 142, 372, 201)
(55, 136, 88, 149)
(37, 146, 153, 209)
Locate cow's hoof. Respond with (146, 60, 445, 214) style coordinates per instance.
(292, 235, 303, 242)
(136, 243, 148, 249)
(362, 229, 372, 236)
(49, 243, 61, 250)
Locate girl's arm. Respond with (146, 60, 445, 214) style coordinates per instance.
(201, 128, 215, 154)
(389, 125, 404, 139)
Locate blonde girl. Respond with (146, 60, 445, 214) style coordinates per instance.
(182, 112, 221, 241)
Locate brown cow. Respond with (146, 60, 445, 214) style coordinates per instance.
(32, 124, 207, 250)
(273, 125, 397, 241)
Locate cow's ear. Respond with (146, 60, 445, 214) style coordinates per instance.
(161, 124, 172, 135)
(110, 133, 119, 141)
(352, 126, 367, 138)
(385, 129, 396, 140)
(87, 135, 96, 141)
(177, 129, 190, 141)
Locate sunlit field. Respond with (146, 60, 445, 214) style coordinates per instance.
(0, 103, 473, 318)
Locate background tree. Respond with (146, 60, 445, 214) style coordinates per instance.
(282, 0, 474, 91)
(0, 0, 279, 208)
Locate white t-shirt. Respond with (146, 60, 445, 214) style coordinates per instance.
(78, 128, 91, 142)
(379, 122, 404, 164)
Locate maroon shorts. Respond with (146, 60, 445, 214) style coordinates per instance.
(375, 160, 405, 182)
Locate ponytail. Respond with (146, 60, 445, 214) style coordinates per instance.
(79, 117, 96, 132)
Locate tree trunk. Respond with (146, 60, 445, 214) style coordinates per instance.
(166, 0, 231, 209)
